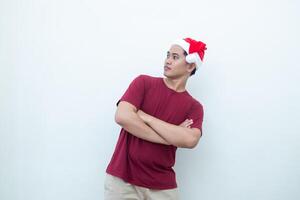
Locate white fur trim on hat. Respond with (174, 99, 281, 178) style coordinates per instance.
(172, 39, 190, 54)
(186, 53, 203, 68)
(172, 39, 202, 69)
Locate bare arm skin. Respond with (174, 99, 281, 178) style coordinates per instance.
(137, 110, 202, 149)
(114, 101, 170, 145)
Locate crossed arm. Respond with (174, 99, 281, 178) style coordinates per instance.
(115, 101, 202, 148)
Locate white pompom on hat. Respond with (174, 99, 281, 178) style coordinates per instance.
(172, 37, 207, 69)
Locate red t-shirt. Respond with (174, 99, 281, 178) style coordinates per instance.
(106, 74, 204, 189)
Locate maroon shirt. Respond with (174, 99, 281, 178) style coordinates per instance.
(106, 74, 204, 189)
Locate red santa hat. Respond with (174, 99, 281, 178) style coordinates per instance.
(173, 37, 207, 69)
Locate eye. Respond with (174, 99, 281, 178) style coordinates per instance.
(173, 55, 178, 59)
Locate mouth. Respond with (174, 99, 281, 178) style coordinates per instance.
(164, 66, 171, 71)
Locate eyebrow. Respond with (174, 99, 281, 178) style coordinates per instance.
(167, 51, 180, 56)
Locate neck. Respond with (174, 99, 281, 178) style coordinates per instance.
(163, 76, 188, 92)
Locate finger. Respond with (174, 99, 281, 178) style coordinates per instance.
(180, 119, 193, 127)
(179, 122, 187, 127)
(183, 123, 190, 127)
(181, 120, 190, 125)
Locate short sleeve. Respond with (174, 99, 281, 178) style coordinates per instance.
(186, 101, 204, 134)
(116, 75, 145, 110)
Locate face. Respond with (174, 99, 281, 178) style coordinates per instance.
(163, 45, 195, 78)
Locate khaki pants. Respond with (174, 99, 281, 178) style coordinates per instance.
(104, 173, 179, 200)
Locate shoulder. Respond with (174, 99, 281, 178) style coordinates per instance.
(128, 74, 159, 91)
(187, 95, 204, 111)
(133, 74, 161, 86)
(135, 74, 159, 81)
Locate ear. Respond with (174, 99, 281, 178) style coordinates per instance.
(187, 63, 196, 73)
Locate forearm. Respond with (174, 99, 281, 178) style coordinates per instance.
(138, 110, 200, 148)
(115, 111, 170, 145)
(147, 116, 195, 148)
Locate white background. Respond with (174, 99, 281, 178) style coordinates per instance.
(1, 0, 299, 199)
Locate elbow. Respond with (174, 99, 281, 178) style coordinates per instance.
(175, 137, 198, 149)
(115, 109, 135, 127)
(183, 131, 201, 149)
(186, 139, 199, 149)
(115, 115, 121, 125)
(115, 112, 127, 126)
(114, 101, 137, 126)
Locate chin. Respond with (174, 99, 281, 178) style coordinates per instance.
(163, 71, 170, 77)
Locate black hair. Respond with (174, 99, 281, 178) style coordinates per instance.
(183, 51, 196, 76)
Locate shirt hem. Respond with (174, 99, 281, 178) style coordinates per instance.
(106, 169, 177, 190)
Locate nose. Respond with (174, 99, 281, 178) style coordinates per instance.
(165, 57, 172, 65)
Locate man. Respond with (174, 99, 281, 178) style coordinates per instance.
(105, 37, 207, 200)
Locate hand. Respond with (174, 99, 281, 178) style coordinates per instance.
(179, 119, 193, 128)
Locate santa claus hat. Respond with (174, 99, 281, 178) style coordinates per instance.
(173, 37, 207, 69)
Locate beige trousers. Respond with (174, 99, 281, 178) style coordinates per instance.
(104, 173, 179, 200)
